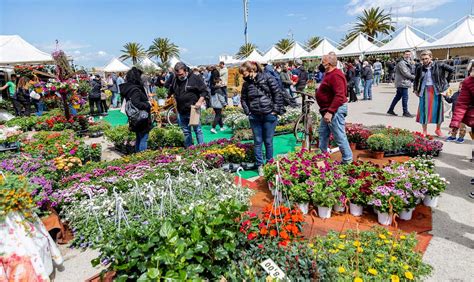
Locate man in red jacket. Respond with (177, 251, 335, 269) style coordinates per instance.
(316, 52, 353, 163)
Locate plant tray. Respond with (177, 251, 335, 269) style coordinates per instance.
(114, 144, 135, 155)
(0, 142, 20, 152)
(383, 150, 408, 157)
(89, 131, 104, 138)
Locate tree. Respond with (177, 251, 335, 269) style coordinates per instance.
(275, 38, 295, 54)
(339, 33, 358, 49)
(119, 42, 146, 65)
(148, 38, 180, 66)
(306, 36, 322, 50)
(349, 7, 395, 42)
(235, 43, 257, 59)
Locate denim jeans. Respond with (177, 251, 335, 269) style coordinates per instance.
(318, 104, 353, 163)
(374, 72, 381, 85)
(363, 79, 373, 100)
(354, 77, 361, 95)
(178, 113, 204, 147)
(249, 113, 278, 166)
(388, 87, 409, 114)
(112, 92, 120, 108)
(135, 132, 149, 152)
(33, 100, 44, 116)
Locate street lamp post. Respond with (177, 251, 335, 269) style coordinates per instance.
(243, 0, 249, 45)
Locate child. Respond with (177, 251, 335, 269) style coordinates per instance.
(444, 82, 465, 143)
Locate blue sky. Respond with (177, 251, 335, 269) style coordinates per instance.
(1, 0, 472, 67)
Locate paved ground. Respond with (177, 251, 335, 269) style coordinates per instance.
(54, 83, 473, 281)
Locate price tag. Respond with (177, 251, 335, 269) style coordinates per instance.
(260, 258, 286, 279)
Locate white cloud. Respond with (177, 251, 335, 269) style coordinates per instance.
(97, 51, 107, 56)
(287, 13, 296, 17)
(327, 23, 354, 32)
(286, 13, 307, 21)
(394, 16, 441, 27)
(179, 47, 189, 54)
(34, 40, 91, 52)
(73, 50, 81, 55)
(346, 0, 451, 16)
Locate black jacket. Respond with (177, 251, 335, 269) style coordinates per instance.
(120, 82, 152, 133)
(413, 61, 454, 94)
(16, 88, 30, 103)
(89, 79, 102, 99)
(361, 66, 373, 80)
(169, 73, 208, 115)
(345, 68, 355, 86)
(444, 90, 460, 114)
(296, 66, 308, 90)
(241, 73, 284, 116)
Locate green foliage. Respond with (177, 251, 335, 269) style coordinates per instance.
(120, 42, 146, 65)
(88, 120, 111, 133)
(367, 133, 392, 152)
(148, 37, 180, 65)
(349, 7, 395, 41)
(154, 87, 168, 99)
(275, 38, 295, 54)
(235, 43, 258, 59)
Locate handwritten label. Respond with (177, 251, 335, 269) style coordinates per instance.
(260, 258, 286, 279)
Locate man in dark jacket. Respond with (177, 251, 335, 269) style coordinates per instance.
(361, 61, 373, 100)
(293, 59, 308, 91)
(316, 53, 352, 163)
(169, 62, 207, 147)
(353, 59, 362, 96)
(387, 50, 415, 117)
(89, 75, 102, 116)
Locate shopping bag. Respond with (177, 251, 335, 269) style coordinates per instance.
(189, 105, 201, 126)
(120, 98, 127, 114)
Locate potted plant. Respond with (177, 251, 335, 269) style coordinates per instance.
(370, 185, 405, 226)
(311, 184, 339, 219)
(421, 173, 449, 207)
(345, 179, 367, 216)
(155, 87, 168, 106)
(366, 133, 391, 159)
(287, 182, 311, 214)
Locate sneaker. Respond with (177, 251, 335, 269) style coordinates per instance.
(446, 136, 457, 142)
(258, 166, 264, 177)
(210, 128, 217, 134)
(470, 178, 474, 185)
(220, 127, 226, 131)
(402, 112, 414, 118)
(470, 191, 474, 199)
(387, 110, 398, 116)
(455, 137, 465, 144)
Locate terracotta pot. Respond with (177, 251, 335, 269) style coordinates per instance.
(349, 143, 357, 151)
(371, 151, 385, 159)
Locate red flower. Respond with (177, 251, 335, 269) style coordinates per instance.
(278, 240, 289, 247)
(91, 143, 97, 149)
(247, 232, 257, 240)
(258, 244, 264, 249)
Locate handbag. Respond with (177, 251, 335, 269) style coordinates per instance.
(125, 100, 149, 127)
(29, 90, 41, 100)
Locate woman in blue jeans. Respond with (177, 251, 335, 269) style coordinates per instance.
(119, 67, 152, 152)
(240, 61, 284, 176)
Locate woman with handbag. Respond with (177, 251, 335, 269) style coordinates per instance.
(120, 67, 152, 152)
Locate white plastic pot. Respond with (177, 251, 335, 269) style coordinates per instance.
(317, 206, 332, 219)
(377, 212, 393, 226)
(334, 204, 345, 212)
(158, 99, 165, 106)
(399, 208, 415, 221)
(297, 202, 309, 215)
(350, 203, 363, 217)
(423, 195, 439, 208)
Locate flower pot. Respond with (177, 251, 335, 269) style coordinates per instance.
(423, 195, 439, 207)
(297, 202, 309, 215)
(158, 99, 165, 106)
(371, 151, 385, 159)
(317, 206, 332, 219)
(349, 203, 363, 217)
(349, 143, 357, 151)
(377, 212, 393, 226)
(399, 208, 414, 221)
(334, 204, 345, 212)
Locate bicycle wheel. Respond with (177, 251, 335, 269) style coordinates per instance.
(293, 114, 306, 143)
(166, 106, 179, 126)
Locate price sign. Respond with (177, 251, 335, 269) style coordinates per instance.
(260, 258, 286, 279)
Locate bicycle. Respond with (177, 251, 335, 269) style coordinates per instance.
(292, 90, 317, 150)
(150, 96, 179, 127)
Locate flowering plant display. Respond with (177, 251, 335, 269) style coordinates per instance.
(367, 133, 392, 152)
(13, 65, 45, 78)
(34, 115, 89, 132)
(53, 156, 82, 172)
(345, 123, 372, 146)
(202, 144, 246, 163)
(0, 174, 37, 220)
(0, 125, 22, 143)
(406, 134, 443, 157)
(311, 228, 432, 281)
(223, 112, 250, 130)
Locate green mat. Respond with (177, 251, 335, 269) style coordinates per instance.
(97, 110, 298, 179)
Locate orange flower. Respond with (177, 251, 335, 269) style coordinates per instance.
(269, 229, 278, 237)
(260, 227, 268, 235)
(280, 230, 289, 240)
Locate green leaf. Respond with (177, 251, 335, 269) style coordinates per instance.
(147, 268, 160, 279)
(159, 221, 175, 239)
(175, 239, 186, 255)
(204, 225, 212, 235)
(115, 274, 129, 282)
(130, 249, 141, 258)
(195, 241, 209, 253)
(215, 246, 228, 260)
(191, 227, 201, 242)
(224, 242, 236, 252)
(186, 264, 204, 275)
(137, 272, 149, 282)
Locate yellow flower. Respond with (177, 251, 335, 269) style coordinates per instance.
(368, 268, 378, 275)
(337, 243, 345, 250)
(387, 231, 393, 235)
(375, 258, 382, 263)
(384, 240, 392, 244)
(353, 241, 361, 247)
(379, 234, 387, 240)
(391, 274, 400, 282)
(354, 278, 363, 282)
(403, 265, 410, 270)
(393, 243, 400, 248)
(308, 243, 314, 248)
(376, 253, 385, 258)
(405, 271, 414, 280)
(357, 247, 364, 253)
(400, 235, 406, 240)
(339, 234, 347, 239)
(390, 256, 397, 261)
(338, 266, 345, 273)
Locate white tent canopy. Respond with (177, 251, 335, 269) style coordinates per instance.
(262, 46, 284, 62)
(368, 26, 428, 54)
(305, 39, 339, 58)
(244, 49, 265, 63)
(274, 42, 310, 60)
(219, 55, 243, 65)
(103, 58, 130, 72)
(140, 57, 160, 69)
(338, 33, 378, 57)
(420, 15, 474, 49)
(0, 35, 53, 65)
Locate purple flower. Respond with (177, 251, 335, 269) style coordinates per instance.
(373, 199, 382, 207)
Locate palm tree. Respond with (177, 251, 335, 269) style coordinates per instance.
(236, 43, 257, 59)
(349, 7, 395, 42)
(306, 36, 322, 50)
(148, 38, 180, 66)
(339, 33, 358, 49)
(119, 42, 146, 65)
(275, 38, 295, 54)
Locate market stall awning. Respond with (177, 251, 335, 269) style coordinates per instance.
(244, 49, 266, 63)
(304, 39, 339, 58)
(262, 46, 284, 62)
(274, 42, 310, 60)
(140, 57, 160, 69)
(103, 58, 130, 73)
(419, 15, 474, 49)
(368, 26, 429, 54)
(218, 55, 243, 66)
(338, 33, 379, 57)
(0, 35, 53, 65)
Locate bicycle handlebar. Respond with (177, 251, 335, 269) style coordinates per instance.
(293, 90, 316, 99)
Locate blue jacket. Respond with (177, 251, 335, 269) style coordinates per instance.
(264, 65, 283, 89)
